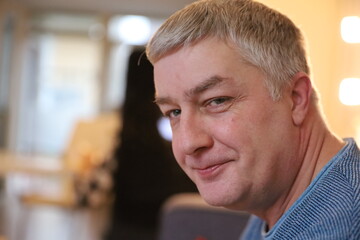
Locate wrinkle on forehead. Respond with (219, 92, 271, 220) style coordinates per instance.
(154, 75, 229, 106)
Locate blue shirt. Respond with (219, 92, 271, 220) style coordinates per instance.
(241, 138, 360, 240)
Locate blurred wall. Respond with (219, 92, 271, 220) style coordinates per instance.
(258, 0, 360, 142)
(0, 1, 29, 151)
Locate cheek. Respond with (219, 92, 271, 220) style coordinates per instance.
(171, 138, 184, 165)
(215, 115, 250, 143)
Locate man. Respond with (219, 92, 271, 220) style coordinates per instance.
(146, 0, 360, 239)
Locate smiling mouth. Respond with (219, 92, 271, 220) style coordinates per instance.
(194, 161, 232, 179)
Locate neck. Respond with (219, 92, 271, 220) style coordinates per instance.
(262, 105, 345, 228)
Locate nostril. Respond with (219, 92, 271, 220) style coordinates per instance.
(180, 129, 213, 156)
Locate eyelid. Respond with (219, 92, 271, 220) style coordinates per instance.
(201, 96, 234, 114)
(164, 108, 181, 119)
(205, 96, 232, 106)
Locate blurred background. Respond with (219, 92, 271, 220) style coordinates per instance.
(0, 0, 359, 239)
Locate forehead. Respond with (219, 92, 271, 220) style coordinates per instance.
(153, 37, 266, 100)
(154, 38, 242, 81)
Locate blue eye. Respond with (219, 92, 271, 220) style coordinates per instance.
(203, 96, 234, 113)
(209, 97, 230, 106)
(168, 109, 181, 118)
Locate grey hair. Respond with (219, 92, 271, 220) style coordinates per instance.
(146, 0, 313, 100)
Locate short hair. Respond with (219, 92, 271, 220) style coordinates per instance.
(146, 0, 312, 100)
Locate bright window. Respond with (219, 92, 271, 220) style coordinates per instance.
(339, 78, 360, 106)
(341, 16, 360, 43)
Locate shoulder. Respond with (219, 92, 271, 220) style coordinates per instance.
(328, 139, 360, 205)
(240, 215, 264, 240)
(267, 139, 360, 239)
(241, 140, 360, 240)
(312, 138, 360, 216)
(333, 139, 360, 186)
(331, 139, 360, 237)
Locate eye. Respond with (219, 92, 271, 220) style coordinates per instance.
(165, 109, 181, 119)
(208, 97, 230, 106)
(204, 96, 233, 113)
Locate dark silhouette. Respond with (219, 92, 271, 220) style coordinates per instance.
(106, 48, 197, 240)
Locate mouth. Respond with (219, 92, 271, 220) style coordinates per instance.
(194, 161, 232, 179)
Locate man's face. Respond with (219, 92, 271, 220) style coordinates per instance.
(154, 38, 300, 211)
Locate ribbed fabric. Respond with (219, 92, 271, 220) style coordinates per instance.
(241, 138, 360, 240)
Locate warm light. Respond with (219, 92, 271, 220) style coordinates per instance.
(339, 78, 360, 105)
(341, 16, 360, 43)
(108, 15, 151, 45)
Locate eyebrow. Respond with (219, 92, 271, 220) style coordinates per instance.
(186, 75, 226, 98)
(154, 75, 227, 106)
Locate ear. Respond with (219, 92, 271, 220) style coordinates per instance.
(291, 72, 312, 126)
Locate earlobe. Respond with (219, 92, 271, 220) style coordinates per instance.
(291, 72, 312, 126)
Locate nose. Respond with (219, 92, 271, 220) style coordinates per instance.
(174, 112, 213, 156)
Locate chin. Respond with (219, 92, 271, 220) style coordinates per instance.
(197, 180, 250, 210)
(198, 187, 238, 207)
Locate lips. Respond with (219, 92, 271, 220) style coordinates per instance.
(194, 161, 232, 179)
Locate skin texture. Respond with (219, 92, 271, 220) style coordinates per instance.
(153, 37, 344, 228)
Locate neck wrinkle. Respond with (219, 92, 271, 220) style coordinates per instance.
(264, 108, 343, 229)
